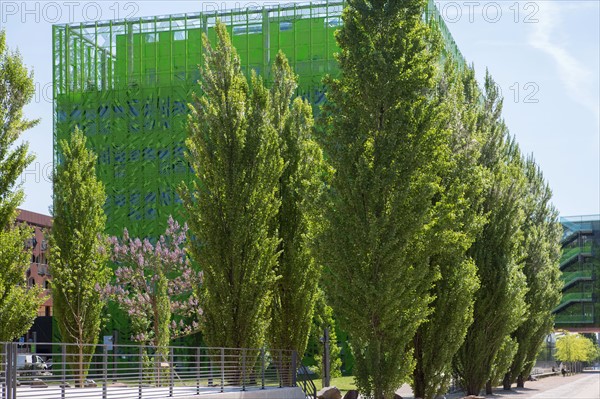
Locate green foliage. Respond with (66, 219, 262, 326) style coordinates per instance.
(489, 336, 519, 388)
(0, 224, 46, 341)
(555, 333, 599, 364)
(0, 30, 44, 341)
(182, 22, 282, 351)
(0, 30, 38, 227)
(336, 329, 355, 376)
(508, 158, 562, 386)
(411, 63, 486, 399)
(269, 51, 327, 357)
(453, 72, 528, 396)
(317, 1, 451, 397)
(50, 128, 110, 386)
(304, 288, 343, 378)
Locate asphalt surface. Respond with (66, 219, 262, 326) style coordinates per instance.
(396, 372, 600, 399)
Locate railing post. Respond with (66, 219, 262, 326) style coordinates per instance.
(208, 352, 213, 387)
(279, 350, 283, 388)
(112, 343, 117, 383)
(220, 348, 225, 393)
(138, 345, 143, 399)
(11, 343, 16, 399)
(5, 343, 12, 399)
(155, 348, 160, 388)
(292, 351, 297, 387)
(102, 345, 108, 399)
(241, 349, 246, 391)
(1, 343, 5, 399)
(1, 343, 4, 399)
(260, 348, 265, 390)
(169, 347, 174, 397)
(196, 347, 200, 395)
(61, 344, 66, 399)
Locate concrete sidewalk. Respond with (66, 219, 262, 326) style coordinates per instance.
(395, 372, 600, 399)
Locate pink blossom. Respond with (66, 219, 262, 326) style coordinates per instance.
(106, 215, 202, 346)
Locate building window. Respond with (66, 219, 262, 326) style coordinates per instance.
(280, 21, 293, 31)
(29, 278, 35, 287)
(233, 24, 262, 35)
(45, 306, 51, 317)
(325, 17, 342, 28)
(173, 30, 187, 41)
(145, 33, 158, 43)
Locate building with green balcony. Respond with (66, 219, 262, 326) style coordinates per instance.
(554, 215, 600, 332)
(52, 0, 465, 240)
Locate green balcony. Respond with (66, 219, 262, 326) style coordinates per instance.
(554, 313, 595, 324)
(560, 242, 593, 269)
(554, 292, 593, 313)
(560, 270, 594, 289)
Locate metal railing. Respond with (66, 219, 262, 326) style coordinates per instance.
(1, 342, 299, 399)
(296, 365, 317, 399)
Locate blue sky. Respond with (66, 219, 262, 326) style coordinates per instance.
(1, 0, 598, 217)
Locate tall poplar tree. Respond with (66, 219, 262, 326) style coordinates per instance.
(269, 51, 327, 358)
(0, 224, 46, 341)
(50, 128, 110, 387)
(0, 30, 45, 341)
(505, 157, 562, 388)
(453, 73, 528, 396)
(317, 1, 449, 397)
(182, 22, 282, 351)
(411, 64, 486, 399)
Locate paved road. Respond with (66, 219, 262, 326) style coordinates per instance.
(396, 372, 600, 399)
(527, 373, 599, 399)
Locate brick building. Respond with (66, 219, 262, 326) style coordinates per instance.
(16, 209, 53, 344)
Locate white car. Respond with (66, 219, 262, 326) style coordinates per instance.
(16, 354, 48, 374)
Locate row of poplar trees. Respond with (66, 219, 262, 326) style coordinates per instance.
(0, 0, 563, 397)
(320, 1, 562, 398)
(182, 1, 563, 399)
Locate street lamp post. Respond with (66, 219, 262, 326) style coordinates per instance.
(320, 327, 331, 388)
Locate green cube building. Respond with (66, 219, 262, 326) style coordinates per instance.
(52, 0, 465, 240)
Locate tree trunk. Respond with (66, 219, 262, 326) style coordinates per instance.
(516, 374, 525, 388)
(152, 296, 163, 387)
(485, 380, 492, 395)
(413, 370, 426, 398)
(153, 324, 161, 387)
(502, 372, 511, 390)
(466, 381, 480, 396)
(413, 332, 426, 399)
(78, 344, 84, 388)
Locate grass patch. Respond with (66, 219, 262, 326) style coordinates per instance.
(311, 376, 357, 395)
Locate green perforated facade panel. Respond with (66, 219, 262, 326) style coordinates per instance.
(53, 0, 465, 240)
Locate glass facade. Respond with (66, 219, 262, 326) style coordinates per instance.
(554, 215, 600, 329)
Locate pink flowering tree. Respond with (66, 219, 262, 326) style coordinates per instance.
(103, 216, 202, 355)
